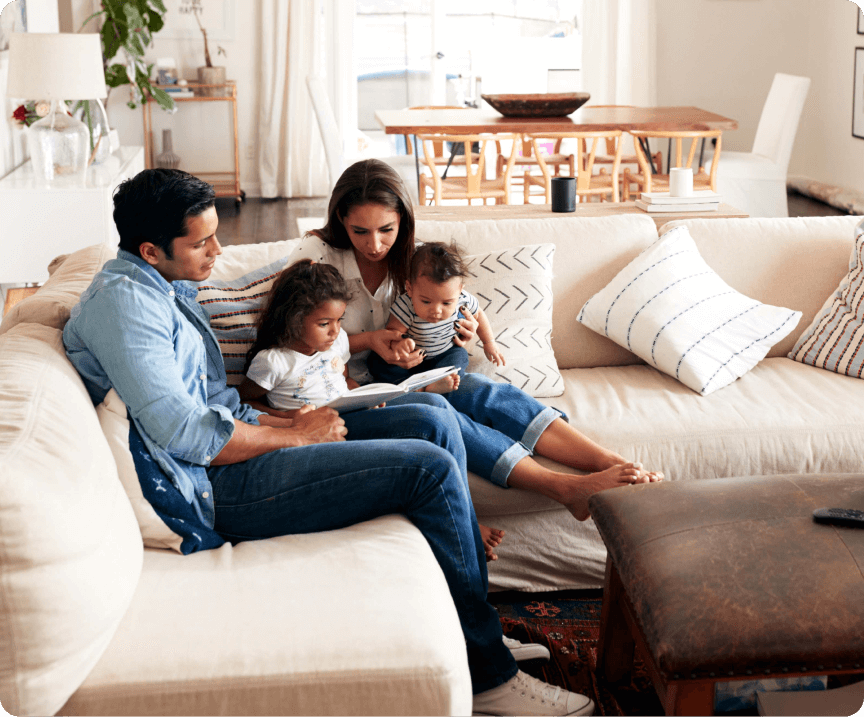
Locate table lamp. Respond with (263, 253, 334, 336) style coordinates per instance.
(6, 33, 108, 183)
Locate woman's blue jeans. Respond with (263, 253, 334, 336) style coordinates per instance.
(367, 344, 470, 383)
(208, 398, 518, 694)
(391, 372, 563, 487)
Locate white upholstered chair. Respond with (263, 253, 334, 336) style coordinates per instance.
(306, 75, 417, 195)
(705, 73, 810, 218)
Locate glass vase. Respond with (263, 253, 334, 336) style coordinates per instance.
(27, 100, 89, 183)
(74, 99, 112, 165)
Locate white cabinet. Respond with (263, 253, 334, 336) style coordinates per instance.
(0, 146, 144, 285)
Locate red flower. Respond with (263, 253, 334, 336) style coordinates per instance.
(12, 105, 27, 122)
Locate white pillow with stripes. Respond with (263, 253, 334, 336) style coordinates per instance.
(196, 257, 288, 385)
(576, 226, 802, 396)
(788, 227, 864, 376)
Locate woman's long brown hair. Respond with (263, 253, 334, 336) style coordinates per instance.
(309, 158, 416, 293)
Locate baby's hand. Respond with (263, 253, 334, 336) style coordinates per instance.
(391, 336, 415, 355)
(483, 342, 506, 367)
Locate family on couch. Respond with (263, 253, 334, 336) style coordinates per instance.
(61, 162, 662, 716)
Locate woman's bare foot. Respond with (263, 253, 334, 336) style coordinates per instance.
(479, 524, 505, 561)
(423, 372, 460, 394)
(552, 463, 645, 521)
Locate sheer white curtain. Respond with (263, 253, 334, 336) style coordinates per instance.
(581, 0, 657, 107)
(258, 0, 329, 198)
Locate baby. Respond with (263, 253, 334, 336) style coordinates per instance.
(367, 242, 505, 394)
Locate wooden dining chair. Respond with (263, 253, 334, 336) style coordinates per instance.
(403, 106, 481, 167)
(524, 130, 624, 204)
(495, 135, 575, 200)
(417, 133, 518, 205)
(586, 106, 661, 199)
(622, 129, 722, 200)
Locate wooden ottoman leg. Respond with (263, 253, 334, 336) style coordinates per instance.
(597, 557, 636, 684)
(667, 681, 715, 716)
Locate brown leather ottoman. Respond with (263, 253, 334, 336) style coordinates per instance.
(588, 474, 864, 716)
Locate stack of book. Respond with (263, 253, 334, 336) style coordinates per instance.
(163, 85, 195, 99)
(635, 190, 722, 213)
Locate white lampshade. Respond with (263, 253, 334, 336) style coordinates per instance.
(6, 33, 107, 100)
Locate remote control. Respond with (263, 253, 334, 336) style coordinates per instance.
(812, 507, 864, 528)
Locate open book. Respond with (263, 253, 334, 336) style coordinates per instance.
(325, 365, 458, 414)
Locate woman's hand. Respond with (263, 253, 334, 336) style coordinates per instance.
(452, 308, 479, 347)
(369, 328, 424, 369)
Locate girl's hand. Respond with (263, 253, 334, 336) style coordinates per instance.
(453, 308, 479, 347)
(369, 328, 424, 369)
(483, 342, 506, 367)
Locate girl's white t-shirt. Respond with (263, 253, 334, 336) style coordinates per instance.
(285, 235, 397, 383)
(247, 330, 351, 411)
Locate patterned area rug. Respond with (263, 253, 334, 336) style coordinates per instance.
(489, 589, 664, 717)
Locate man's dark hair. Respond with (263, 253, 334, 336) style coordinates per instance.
(410, 242, 468, 284)
(113, 169, 216, 258)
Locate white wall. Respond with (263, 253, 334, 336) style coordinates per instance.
(655, 0, 864, 195)
(64, 0, 263, 195)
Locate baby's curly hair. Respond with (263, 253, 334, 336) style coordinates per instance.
(410, 242, 468, 284)
(244, 259, 353, 372)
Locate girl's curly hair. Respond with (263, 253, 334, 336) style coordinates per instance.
(244, 259, 353, 372)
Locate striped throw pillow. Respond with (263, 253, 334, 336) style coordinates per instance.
(196, 257, 288, 385)
(576, 226, 802, 396)
(788, 228, 864, 376)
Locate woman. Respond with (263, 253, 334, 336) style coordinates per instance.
(283, 159, 663, 518)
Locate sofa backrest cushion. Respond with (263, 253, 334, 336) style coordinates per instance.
(0, 243, 117, 337)
(662, 217, 858, 358)
(416, 215, 660, 370)
(0, 323, 142, 716)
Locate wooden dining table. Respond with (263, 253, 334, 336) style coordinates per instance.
(375, 105, 739, 200)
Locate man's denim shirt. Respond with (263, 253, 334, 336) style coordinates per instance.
(63, 249, 263, 527)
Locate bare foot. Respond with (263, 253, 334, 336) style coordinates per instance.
(423, 372, 460, 394)
(631, 462, 665, 483)
(479, 524, 505, 562)
(553, 463, 644, 521)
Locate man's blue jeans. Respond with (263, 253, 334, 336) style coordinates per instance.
(208, 398, 518, 694)
(367, 344, 470, 384)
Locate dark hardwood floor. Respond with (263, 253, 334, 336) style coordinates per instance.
(214, 190, 849, 248)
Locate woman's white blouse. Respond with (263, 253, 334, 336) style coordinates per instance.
(285, 235, 397, 383)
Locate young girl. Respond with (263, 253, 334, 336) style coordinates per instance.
(238, 258, 505, 560)
(368, 241, 505, 394)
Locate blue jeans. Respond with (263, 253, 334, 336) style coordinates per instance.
(208, 398, 518, 694)
(388, 372, 563, 487)
(368, 344, 470, 384)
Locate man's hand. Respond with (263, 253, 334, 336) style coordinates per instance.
(291, 406, 347, 444)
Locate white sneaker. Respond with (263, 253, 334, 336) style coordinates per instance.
(473, 670, 595, 716)
(503, 635, 551, 662)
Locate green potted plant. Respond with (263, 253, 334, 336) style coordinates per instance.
(81, 0, 175, 112)
(194, 8, 227, 97)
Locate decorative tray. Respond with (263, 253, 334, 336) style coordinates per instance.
(481, 92, 591, 118)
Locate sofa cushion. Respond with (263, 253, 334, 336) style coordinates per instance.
(662, 216, 859, 358)
(0, 243, 116, 336)
(59, 515, 472, 716)
(463, 243, 562, 396)
(0, 323, 142, 717)
(97, 389, 226, 554)
(416, 215, 660, 370)
(576, 226, 801, 395)
(196, 257, 291, 385)
(787, 222, 864, 377)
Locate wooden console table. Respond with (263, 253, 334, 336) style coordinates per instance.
(414, 202, 748, 230)
(143, 81, 244, 205)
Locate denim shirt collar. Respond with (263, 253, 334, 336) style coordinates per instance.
(116, 249, 200, 301)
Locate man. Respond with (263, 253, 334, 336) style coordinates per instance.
(63, 168, 594, 716)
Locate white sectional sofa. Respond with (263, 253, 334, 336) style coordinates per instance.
(2, 213, 862, 716)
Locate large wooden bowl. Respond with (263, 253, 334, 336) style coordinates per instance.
(481, 92, 591, 118)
